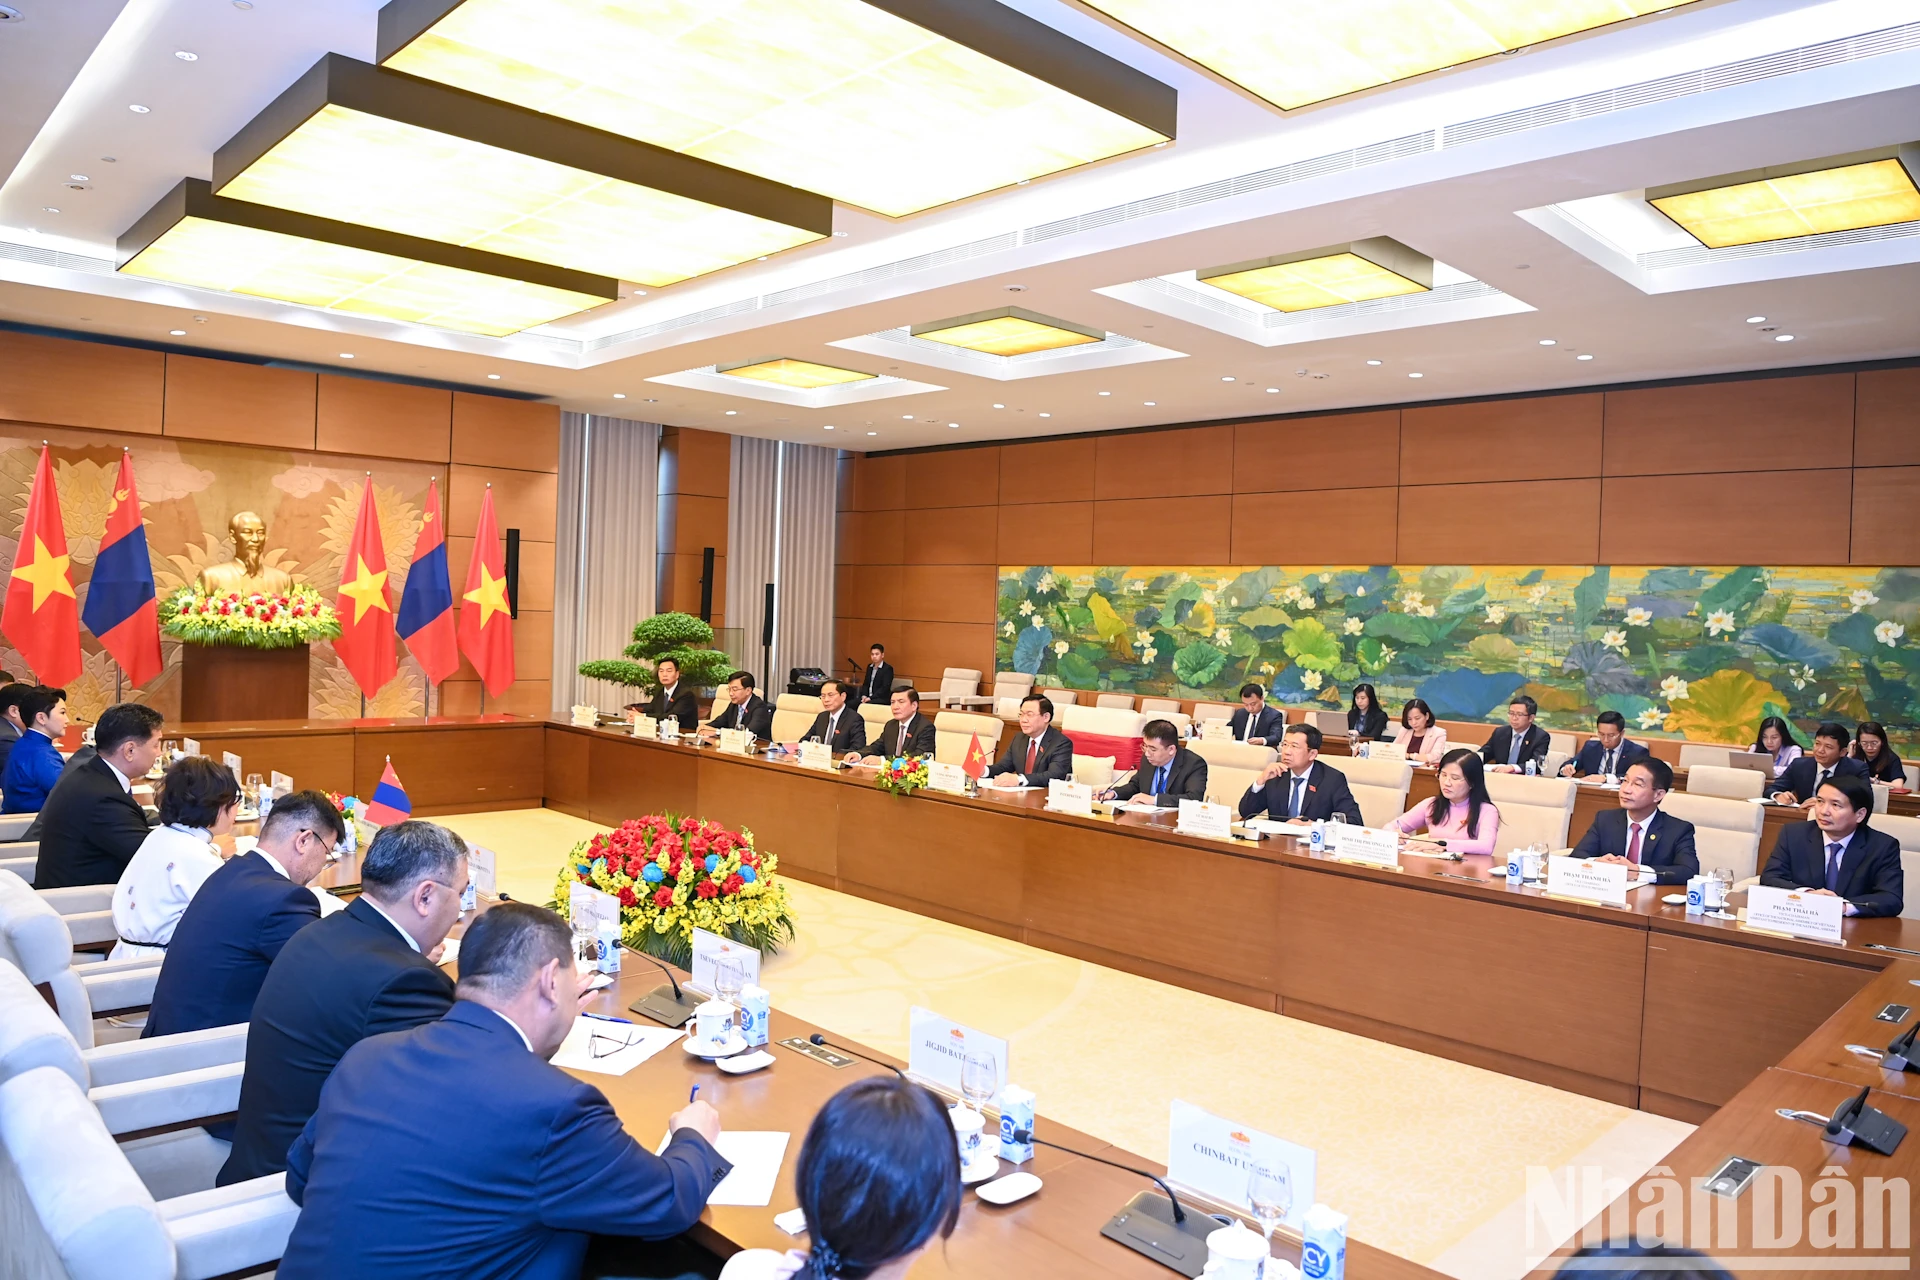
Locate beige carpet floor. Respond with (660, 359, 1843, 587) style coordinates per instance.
(439, 808, 1690, 1278)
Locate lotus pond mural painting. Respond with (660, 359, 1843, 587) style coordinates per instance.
(996, 565, 1920, 753)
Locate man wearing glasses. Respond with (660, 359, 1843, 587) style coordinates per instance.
(220, 819, 469, 1186)
(143, 789, 350, 1039)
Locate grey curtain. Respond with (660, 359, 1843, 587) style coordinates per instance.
(554, 413, 661, 715)
(727, 437, 838, 694)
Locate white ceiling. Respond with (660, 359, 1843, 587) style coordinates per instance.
(1, 0, 1917, 450)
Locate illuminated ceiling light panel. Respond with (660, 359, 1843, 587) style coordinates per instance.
(1199, 238, 1433, 311)
(1647, 146, 1920, 248)
(718, 358, 877, 390)
(376, 0, 1174, 217)
(117, 179, 615, 337)
(212, 55, 830, 288)
(1078, 0, 1692, 110)
(909, 308, 1103, 356)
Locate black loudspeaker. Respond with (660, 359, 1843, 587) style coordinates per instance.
(504, 528, 520, 618)
(762, 583, 775, 647)
(699, 547, 715, 622)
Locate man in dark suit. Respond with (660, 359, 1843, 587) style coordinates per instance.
(280, 903, 732, 1280)
(796, 679, 866, 754)
(1481, 695, 1551, 774)
(219, 820, 466, 1185)
(862, 687, 935, 761)
(0, 682, 29, 781)
(1102, 719, 1208, 808)
(1570, 759, 1699, 885)
(1770, 722, 1870, 806)
(31, 702, 162, 889)
(701, 670, 773, 741)
(853, 643, 895, 710)
(1760, 774, 1904, 917)
(2, 684, 69, 814)
(988, 693, 1073, 788)
(144, 791, 347, 1038)
(638, 656, 699, 731)
(1227, 683, 1284, 747)
(1239, 724, 1363, 824)
(1560, 710, 1651, 779)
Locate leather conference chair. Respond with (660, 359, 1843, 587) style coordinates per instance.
(1659, 792, 1763, 883)
(1685, 764, 1765, 801)
(1094, 693, 1135, 710)
(1482, 773, 1578, 851)
(769, 693, 823, 744)
(1317, 755, 1415, 828)
(932, 711, 1001, 766)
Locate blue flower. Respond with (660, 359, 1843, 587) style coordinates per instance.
(704, 854, 720, 873)
(738, 866, 757, 883)
(641, 863, 664, 883)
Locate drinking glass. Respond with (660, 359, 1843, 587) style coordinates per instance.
(162, 739, 179, 763)
(1247, 1160, 1294, 1262)
(713, 955, 746, 1008)
(1711, 866, 1734, 909)
(960, 1050, 1000, 1113)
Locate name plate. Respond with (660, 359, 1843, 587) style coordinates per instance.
(223, 751, 244, 783)
(798, 741, 833, 771)
(631, 714, 657, 739)
(926, 761, 970, 795)
(1746, 884, 1846, 943)
(1175, 798, 1234, 840)
(1546, 854, 1630, 906)
(468, 843, 497, 896)
(570, 703, 598, 726)
(182, 737, 200, 757)
(1200, 720, 1233, 742)
(1167, 1100, 1316, 1230)
(1334, 825, 1401, 869)
(1368, 740, 1407, 761)
(717, 728, 752, 756)
(908, 1006, 1008, 1099)
(270, 770, 293, 796)
(690, 926, 762, 996)
(1046, 779, 1093, 816)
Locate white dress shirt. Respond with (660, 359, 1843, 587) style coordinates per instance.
(362, 891, 424, 952)
(110, 824, 221, 960)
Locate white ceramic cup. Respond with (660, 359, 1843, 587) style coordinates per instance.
(950, 1104, 986, 1170)
(692, 1000, 735, 1049)
(1201, 1222, 1270, 1278)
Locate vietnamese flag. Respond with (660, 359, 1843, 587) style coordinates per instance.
(334, 480, 396, 697)
(396, 478, 457, 685)
(81, 450, 162, 687)
(457, 485, 514, 697)
(963, 732, 990, 780)
(3, 446, 82, 686)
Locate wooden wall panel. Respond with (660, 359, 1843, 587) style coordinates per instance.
(835, 453, 856, 512)
(1854, 368, 1920, 467)
(446, 535, 555, 612)
(896, 564, 996, 624)
(1602, 374, 1854, 475)
(1400, 395, 1601, 484)
(1600, 469, 1853, 564)
(0, 332, 164, 434)
(660, 493, 728, 555)
(1234, 411, 1400, 494)
(658, 551, 724, 622)
(1232, 488, 1397, 563)
(836, 510, 905, 564)
(851, 455, 907, 511)
(997, 502, 1093, 565)
(1093, 426, 1233, 499)
(1000, 436, 1096, 503)
(906, 446, 999, 509)
(1397, 479, 1600, 563)
(665, 427, 732, 497)
(438, 679, 553, 718)
(899, 506, 996, 565)
(447, 464, 558, 540)
(163, 354, 315, 448)
(1850, 466, 1920, 565)
(835, 618, 901, 669)
(450, 392, 559, 471)
(316, 375, 450, 461)
(899, 621, 995, 680)
(1092, 496, 1231, 563)
(835, 563, 901, 621)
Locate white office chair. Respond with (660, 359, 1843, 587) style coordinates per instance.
(0, 870, 162, 1046)
(1071, 754, 1116, 790)
(933, 712, 1001, 766)
(1094, 693, 1135, 711)
(1038, 688, 1078, 707)
(1139, 698, 1181, 715)
(1659, 792, 1764, 883)
(1676, 744, 1739, 770)
(1685, 764, 1764, 801)
(1483, 773, 1577, 851)
(987, 672, 1036, 716)
(937, 668, 986, 710)
(1189, 740, 1276, 809)
(0, 838, 37, 883)
(1871, 814, 1920, 920)
(0, 813, 35, 842)
(769, 693, 823, 744)
(1318, 756, 1415, 828)
(857, 702, 893, 742)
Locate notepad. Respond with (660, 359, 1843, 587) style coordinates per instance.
(551, 1017, 681, 1076)
(654, 1130, 791, 1206)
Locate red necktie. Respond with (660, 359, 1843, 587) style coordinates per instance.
(1626, 822, 1643, 864)
(1026, 736, 1040, 776)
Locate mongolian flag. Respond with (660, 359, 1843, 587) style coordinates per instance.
(81, 450, 162, 687)
(362, 758, 411, 826)
(396, 477, 457, 685)
(456, 485, 515, 698)
(3, 446, 82, 686)
(963, 732, 991, 780)
(334, 480, 396, 697)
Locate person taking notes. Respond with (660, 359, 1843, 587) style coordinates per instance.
(1560, 710, 1650, 779)
(1227, 683, 1283, 747)
(702, 670, 774, 742)
(1770, 722, 1868, 806)
(988, 693, 1072, 788)
(1237, 724, 1362, 824)
(1388, 698, 1449, 766)
(1386, 749, 1501, 855)
(1569, 758, 1699, 884)
(1101, 720, 1207, 807)
(1481, 695, 1550, 773)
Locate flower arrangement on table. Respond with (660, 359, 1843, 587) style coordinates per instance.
(160, 585, 341, 648)
(875, 756, 929, 797)
(552, 814, 796, 968)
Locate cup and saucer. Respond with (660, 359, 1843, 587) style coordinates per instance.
(960, 1152, 1001, 1184)
(684, 1031, 749, 1059)
(681, 999, 748, 1058)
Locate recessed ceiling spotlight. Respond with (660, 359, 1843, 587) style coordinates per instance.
(725, 409, 738, 414)
(174, 50, 198, 61)
(1098, 390, 1110, 396)
(40, 206, 57, 213)
(1144, 400, 1156, 406)
(1515, 263, 1530, 270)
(1746, 315, 1767, 323)
(992, 403, 1005, 409)
(1408, 372, 1423, 378)
(0, 5, 25, 23)
(68, 174, 88, 183)
(948, 422, 960, 428)
(1775, 334, 1796, 342)
(1365, 359, 1382, 366)
(612, 393, 625, 398)
(866, 431, 877, 436)
(231, 1, 253, 9)
(642, 398, 657, 403)
(1576, 354, 1594, 361)
(1038, 412, 1051, 417)
(1538, 339, 1556, 346)
(832, 231, 848, 237)
(1004, 284, 1027, 292)
(340, 352, 355, 359)
(901, 414, 914, 420)
(1265, 387, 1279, 393)
(128, 104, 150, 113)
(824, 424, 835, 430)
(100, 156, 116, 163)
(169, 329, 186, 336)
(486, 372, 501, 379)
(1220, 376, 1234, 382)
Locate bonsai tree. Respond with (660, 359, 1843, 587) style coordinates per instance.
(579, 611, 735, 692)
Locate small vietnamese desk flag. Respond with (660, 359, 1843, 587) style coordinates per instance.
(457, 485, 515, 698)
(3, 446, 82, 686)
(963, 732, 990, 780)
(80, 451, 162, 687)
(396, 478, 457, 685)
(334, 480, 397, 697)
(363, 758, 411, 826)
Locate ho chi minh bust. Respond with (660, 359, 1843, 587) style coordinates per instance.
(195, 511, 294, 596)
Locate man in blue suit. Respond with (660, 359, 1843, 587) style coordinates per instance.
(1569, 759, 1699, 885)
(1238, 724, 1364, 824)
(1227, 683, 1285, 747)
(143, 791, 347, 1038)
(1559, 711, 1651, 780)
(1760, 774, 1904, 917)
(1770, 722, 1870, 806)
(1, 685, 67, 813)
(281, 902, 733, 1280)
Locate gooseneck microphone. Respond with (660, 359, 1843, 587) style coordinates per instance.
(625, 947, 700, 1028)
(808, 1033, 905, 1076)
(1012, 1129, 1186, 1223)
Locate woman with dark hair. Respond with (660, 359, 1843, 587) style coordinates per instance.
(1750, 716, 1801, 782)
(1853, 721, 1908, 784)
(109, 755, 243, 959)
(721, 1075, 962, 1279)
(1386, 748, 1501, 855)
(1347, 683, 1388, 741)
(1388, 698, 1450, 766)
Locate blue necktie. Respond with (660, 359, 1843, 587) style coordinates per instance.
(1508, 733, 1524, 767)
(1152, 765, 1167, 796)
(1825, 842, 1843, 893)
(1288, 775, 1305, 819)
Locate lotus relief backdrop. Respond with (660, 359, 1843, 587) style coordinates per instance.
(0, 427, 444, 720)
(996, 564, 1920, 753)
